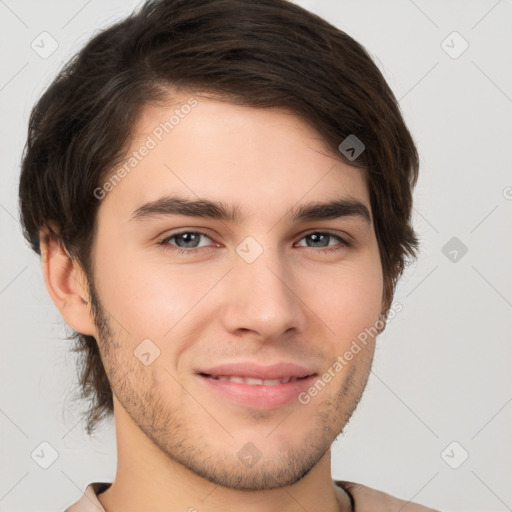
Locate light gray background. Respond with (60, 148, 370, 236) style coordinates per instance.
(1, 1, 511, 511)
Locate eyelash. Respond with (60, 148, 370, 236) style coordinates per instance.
(158, 230, 351, 256)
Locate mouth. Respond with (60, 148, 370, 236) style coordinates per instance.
(199, 373, 312, 386)
(196, 366, 318, 409)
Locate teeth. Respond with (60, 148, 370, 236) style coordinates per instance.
(208, 375, 300, 385)
(246, 377, 264, 385)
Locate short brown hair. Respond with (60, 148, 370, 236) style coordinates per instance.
(18, 0, 420, 435)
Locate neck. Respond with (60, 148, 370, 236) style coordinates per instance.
(97, 403, 352, 512)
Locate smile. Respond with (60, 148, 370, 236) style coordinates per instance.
(202, 374, 306, 385)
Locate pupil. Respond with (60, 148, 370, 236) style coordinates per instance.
(180, 233, 198, 247)
(310, 233, 327, 247)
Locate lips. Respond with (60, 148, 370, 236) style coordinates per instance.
(197, 361, 316, 381)
(197, 365, 318, 409)
(204, 375, 305, 385)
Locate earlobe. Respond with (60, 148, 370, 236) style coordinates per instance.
(40, 230, 97, 336)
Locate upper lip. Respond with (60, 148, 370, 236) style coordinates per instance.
(197, 362, 316, 380)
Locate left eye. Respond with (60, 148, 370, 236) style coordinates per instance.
(161, 231, 213, 250)
(159, 231, 349, 254)
(295, 232, 347, 249)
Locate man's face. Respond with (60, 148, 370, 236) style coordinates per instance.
(87, 93, 384, 490)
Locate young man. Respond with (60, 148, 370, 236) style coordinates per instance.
(18, 0, 438, 510)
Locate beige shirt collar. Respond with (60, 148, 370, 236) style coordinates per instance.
(65, 480, 440, 512)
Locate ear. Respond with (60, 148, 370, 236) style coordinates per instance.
(40, 229, 97, 336)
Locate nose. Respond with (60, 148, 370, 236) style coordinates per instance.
(219, 243, 308, 341)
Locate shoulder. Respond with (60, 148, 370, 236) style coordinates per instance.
(335, 479, 441, 512)
(64, 482, 111, 512)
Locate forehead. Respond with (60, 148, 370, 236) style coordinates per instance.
(99, 94, 370, 221)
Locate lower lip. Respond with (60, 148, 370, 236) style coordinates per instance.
(197, 374, 317, 409)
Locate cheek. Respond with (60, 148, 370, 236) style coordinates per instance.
(93, 239, 218, 340)
(308, 250, 383, 344)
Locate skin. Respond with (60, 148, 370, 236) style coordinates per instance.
(41, 92, 386, 512)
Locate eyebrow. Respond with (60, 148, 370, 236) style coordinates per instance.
(130, 195, 372, 225)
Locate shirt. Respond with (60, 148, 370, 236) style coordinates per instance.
(64, 480, 440, 511)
